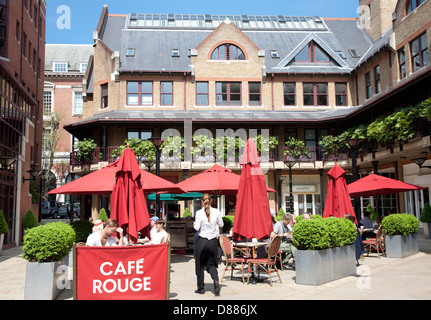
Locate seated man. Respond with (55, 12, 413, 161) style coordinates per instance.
(271, 213, 297, 269)
(86, 218, 124, 246)
(359, 211, 376, 240)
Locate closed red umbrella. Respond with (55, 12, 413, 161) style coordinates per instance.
(232, 139, 273, 241)
(110, 147, 151, 243)
(348, 173, 424, 224)
(323, 164, 356, 224)
(175, 163, 275, 195)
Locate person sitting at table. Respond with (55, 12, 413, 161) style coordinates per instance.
(149, 219, 168, 244)
(271, 213, 297, 269)
(86, 218, 124, 247)
(359, 211, 375, 240)
(303, 212, 312, 220)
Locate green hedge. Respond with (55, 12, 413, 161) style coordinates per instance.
(0, 210, 8, 234)
(293, 217, 357, 250)
(71, 220, 94, 243)
(382, 213, 419, 236)
(296, 214, 323, 223)
(22, 222, 76, 263)
(420, 203, 431, 223)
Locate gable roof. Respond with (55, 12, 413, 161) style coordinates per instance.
(97, 11, 373, 75)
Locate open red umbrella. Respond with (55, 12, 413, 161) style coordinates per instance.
(232, 139, 273, 241)
(175, 163, 275, 196)
(347, 173, 424, 224)
(110, 147, 150, 243)
(323, 164, 356, 224)
(48, 162, 187, 195)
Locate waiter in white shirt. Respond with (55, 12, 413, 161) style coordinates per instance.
(193, 193, 224, 296)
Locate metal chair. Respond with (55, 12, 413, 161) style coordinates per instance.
(246, 236, 282, 286)
(219, 234, 247, 283)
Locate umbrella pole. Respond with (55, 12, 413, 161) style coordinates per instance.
(374, 193, 380, 226)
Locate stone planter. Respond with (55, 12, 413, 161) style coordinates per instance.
(24, 254, 70, 300)
(0, 233, 4, 255)
(423, 223, 431, 239)
(295, 244, 356, 286)
(385, 233, 419, 258)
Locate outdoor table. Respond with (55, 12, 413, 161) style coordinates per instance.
(235, 241, 268, 284)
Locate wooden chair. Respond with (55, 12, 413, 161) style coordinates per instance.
(162, 233, 171, 244)
(219, 234, 247, 283)
(246, 236, 282, 286)
(363, 225, 385, 258)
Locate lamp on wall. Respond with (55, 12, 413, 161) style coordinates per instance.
(23, 163, 41, 182)
(412, 157, 431, 169)
(0, 157, 16, 171)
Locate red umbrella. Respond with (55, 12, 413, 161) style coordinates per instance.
(323, 164, 356, 224)
(175, 163, 275, 195)
(48, 162, 187, 195)
(110, 147, 150, 243)
(347, 173, 424, 224)
(232, 139, 274, 241)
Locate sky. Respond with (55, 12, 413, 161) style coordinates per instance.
(46, 0, 361, 44)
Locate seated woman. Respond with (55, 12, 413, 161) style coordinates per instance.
(145, 219, 168, 245)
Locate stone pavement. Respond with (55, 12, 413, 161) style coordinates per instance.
(1, 229, 431, 300)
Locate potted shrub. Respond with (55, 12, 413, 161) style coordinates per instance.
(182, 208, 192, 218)
(74, 138, 97, 165)
(382, 213, 420, 258)
(0, 210, 8, 254)
(98, 208, 108, 222)
(293, 217, 356, 285)
(284, 137, 312, 161)
(71, 220, 94, 243)
(420, 203, 431, 239)
(22, 222, 76, 300)
(22, 210, 38, 238)
(222, 215, 234, 234)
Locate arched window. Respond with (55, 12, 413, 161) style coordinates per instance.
(211, 44, 245, 60)
(406, 0, 425, 15)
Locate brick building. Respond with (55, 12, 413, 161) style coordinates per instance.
(0, 0, 46, 247)
(43, 44, 93, 204)
(63, 1, 430, 222)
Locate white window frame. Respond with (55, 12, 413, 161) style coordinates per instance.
(73, 90, 83, 115)
(53, 61, 68, 72)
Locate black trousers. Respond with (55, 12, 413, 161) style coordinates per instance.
(195, 236, 219, 290)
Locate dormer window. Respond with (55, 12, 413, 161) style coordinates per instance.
(270, 50, 279, 58)
(211, 43, 245, 60)
(172, 49, 180, 57)
(126, 48, 135, 57)
(294, 41, 331, 63)
(53, 61, 68, 72)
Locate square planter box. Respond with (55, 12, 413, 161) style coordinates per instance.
(295, 244, 356, 286)
(423, 223, 431, 239)
(385, 233, 419, 258)
(24, 254, 69, 300)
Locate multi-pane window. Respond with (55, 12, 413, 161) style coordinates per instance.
(295, 41, 331, 63)
(160, 81, 173, 106)
(283, 82, 295, 106)
(398, 48, 406, 79)
(73, 91, 83, 114)
(248, 82, 261, 106)
(374, 65, 381, 94)
(80, 63, 88, 73)
(127, 81, 153, 105)
(411, 33, 429, 72)
(101, 83, 108, 109)
(303, 83, 328, 106)
(0, 0, 7, 56)
(196, 81, 208, 106)
(53, 62, 68, 72)
(335, 83, 347, 106)
(127, 129, 152, 141)
(406, 0, 425, 15)
(43, 91, 52, 116)
(216, 82, 241, 106)
(211, 44, 245, 60)
(365, 72, 372, 99)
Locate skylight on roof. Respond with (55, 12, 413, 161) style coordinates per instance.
(348, 49, 361, 58)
